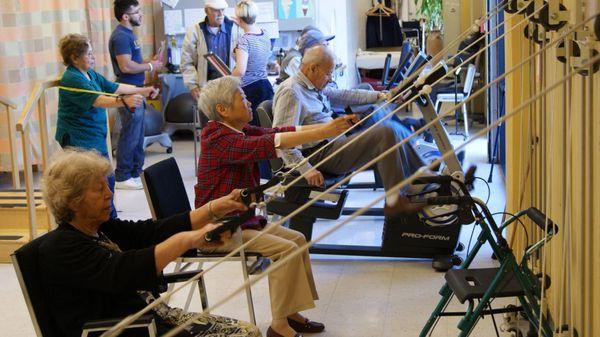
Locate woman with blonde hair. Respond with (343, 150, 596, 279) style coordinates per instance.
(39, 148, 260, 337)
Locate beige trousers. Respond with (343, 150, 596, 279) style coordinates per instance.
(211, 224, 319, 319)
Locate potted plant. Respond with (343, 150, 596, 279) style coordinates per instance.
(414, 0, 444, 60)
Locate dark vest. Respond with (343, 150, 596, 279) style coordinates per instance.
(200, 17, 234, 80)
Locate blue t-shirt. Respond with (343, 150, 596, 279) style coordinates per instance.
(109, 25, 144, 86)
(56, 66, 119, 155)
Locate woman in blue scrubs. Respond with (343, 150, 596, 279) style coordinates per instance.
(56, 33, 158, 218)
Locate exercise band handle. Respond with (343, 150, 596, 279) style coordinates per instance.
(204, 210, 255, 242)
(426, 195, 473, 205)
(525, 207, 559, 235)
(241, 175, 282, 205)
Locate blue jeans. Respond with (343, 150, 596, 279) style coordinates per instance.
(115, 104, 145, 182)
(58, 133, 117, 219)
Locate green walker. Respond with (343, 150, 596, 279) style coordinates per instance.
(417, 176, 559, 337)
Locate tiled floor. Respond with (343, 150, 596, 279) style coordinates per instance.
(0, 130, 513, 337)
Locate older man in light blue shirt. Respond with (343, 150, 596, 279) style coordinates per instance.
(273, 45, 425, 214)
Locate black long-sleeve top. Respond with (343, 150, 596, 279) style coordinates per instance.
(39, 212, 192, 337)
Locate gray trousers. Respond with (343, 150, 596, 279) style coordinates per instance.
(308, 120, 424, 193)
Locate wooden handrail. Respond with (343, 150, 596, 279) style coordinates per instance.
(0, 95, 17, 109)
(16, 79, 60, 132)
(15, 78, 60, 240)
(2, 96, 20, 188)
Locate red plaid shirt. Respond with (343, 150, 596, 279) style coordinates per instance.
(194, 121, 295, 209)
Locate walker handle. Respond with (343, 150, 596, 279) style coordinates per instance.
(526, 207, 559, 235)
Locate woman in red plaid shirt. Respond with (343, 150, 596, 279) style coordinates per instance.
(194, 76, 356, 337)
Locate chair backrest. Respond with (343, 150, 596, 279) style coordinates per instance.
(386, 41, 413, 89)
(404, 51, 428, 79)
(12, 235, 62, 337)
(381, 53, 392, 85)
(142, 157, 192, 219)
(462, 64, 477, 97)
(256, 100, 285, 173)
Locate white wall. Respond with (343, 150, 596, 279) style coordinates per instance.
(333, 0, 373, 87)
(314, 0, 352, 87)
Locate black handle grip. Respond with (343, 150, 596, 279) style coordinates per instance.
(204, 211, 255, 242)
(526, 207, 558, 234)
(423, 62, 449, 87)
(204, 225, 229, 242)
(427, 195, 473, 205)
(413, 175, 453, 185)
(241, 175, 281, 205)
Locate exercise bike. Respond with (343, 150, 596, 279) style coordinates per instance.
(260, 60, 474, 271)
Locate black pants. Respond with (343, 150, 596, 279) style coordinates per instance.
(242, 78, 274, 127)
(242, 78, 275, 179)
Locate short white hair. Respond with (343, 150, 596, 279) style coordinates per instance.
(235, 0, 258, 24)
(301, 44, 334, 67)
(199, 76, 242, 121)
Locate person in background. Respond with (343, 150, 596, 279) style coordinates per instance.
(276, 26, 334, 84)
(181, 0, 239, 103)
(273, 45, 425, 216)
(231, 0, 273, 126)
(109, 0, 163, 190)
(55, 33, 158, 218)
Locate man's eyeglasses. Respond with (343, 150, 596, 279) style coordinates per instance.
(126, 10, 141, 15)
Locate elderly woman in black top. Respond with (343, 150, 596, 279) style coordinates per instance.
(39, 149, 261, 337)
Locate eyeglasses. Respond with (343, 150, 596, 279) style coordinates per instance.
(126, 10, 141, 15)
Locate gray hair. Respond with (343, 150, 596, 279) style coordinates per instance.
(42, 149, 113, 223)
(235, 0, 258, 25)
(301, 44, 334, 67)
(198, 76, 242, 121)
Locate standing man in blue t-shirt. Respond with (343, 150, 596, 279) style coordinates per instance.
(109, 0, 163, 190)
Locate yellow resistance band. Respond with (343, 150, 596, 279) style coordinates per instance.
(58, 86, 119, 97)
(58, 86, 140, 113)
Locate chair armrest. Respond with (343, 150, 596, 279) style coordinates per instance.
(81, 314, 156, 336)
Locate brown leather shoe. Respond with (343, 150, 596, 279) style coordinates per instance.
(287, 318, 325, 333)
(383, 195, 426, 217)
(267, 326, 302, 337)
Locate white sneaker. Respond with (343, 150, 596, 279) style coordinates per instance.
(115, 178, 143, 190)
(133, 176, 142, 185)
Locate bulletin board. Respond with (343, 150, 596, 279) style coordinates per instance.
(153, 0, 315, 49)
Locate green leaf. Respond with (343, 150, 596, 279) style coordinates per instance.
(414, 0, 443, 31)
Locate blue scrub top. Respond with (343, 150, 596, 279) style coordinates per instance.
(55, 66, 119, 155)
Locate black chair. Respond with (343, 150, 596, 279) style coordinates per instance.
(255, 100, 349, 237)
(11, 235, 157, 337)
(141, 157, 259, 324)
(401, 20, 422, 42)
(385, 41, 414, 90)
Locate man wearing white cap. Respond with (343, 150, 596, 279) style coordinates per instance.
(181, 0, 240, 101)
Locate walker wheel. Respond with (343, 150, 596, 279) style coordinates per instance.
(166, 147, 173, 154)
